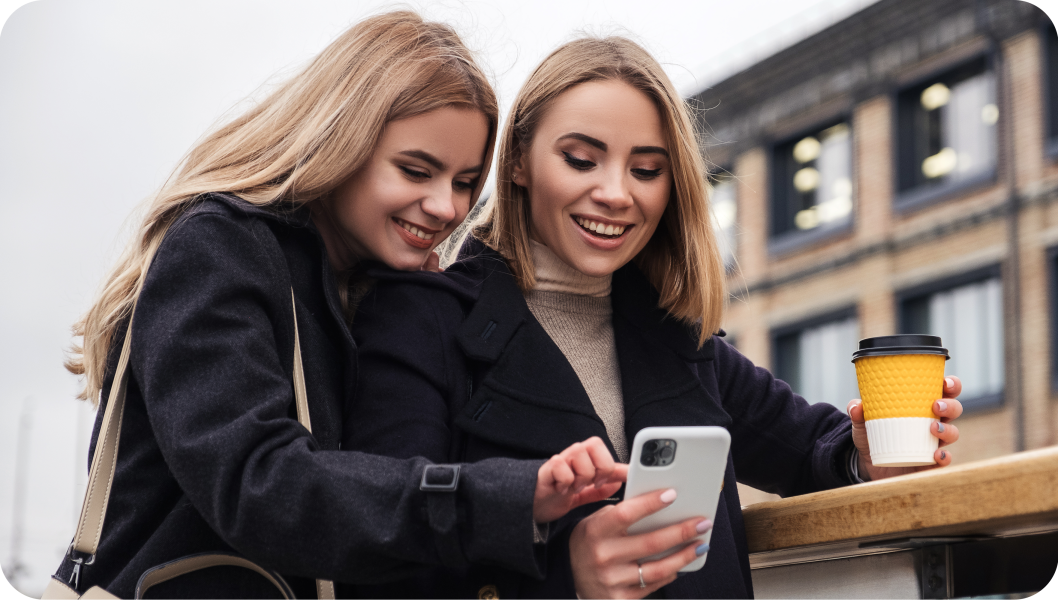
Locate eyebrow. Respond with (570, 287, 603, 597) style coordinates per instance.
(557, 133, 670, 158)
(398, 150, 483, 175)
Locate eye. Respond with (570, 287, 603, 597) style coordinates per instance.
(632, 168, 663, 180)
(399, 165, 430, 179)
(453, 179, 477, 192)
(562, 152, 595, 171)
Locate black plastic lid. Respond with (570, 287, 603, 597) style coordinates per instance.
(851, 335, 949, 362)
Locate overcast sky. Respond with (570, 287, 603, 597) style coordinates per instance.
(2, 0, 1055, 598)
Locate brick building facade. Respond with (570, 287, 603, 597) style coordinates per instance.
(693, 0, 1057, 504)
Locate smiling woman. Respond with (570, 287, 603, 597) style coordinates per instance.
(344, 34, 966, 600)
(46, 11, 622, 600)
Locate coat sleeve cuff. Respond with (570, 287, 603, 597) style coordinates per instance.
(457, 457, 547, 578)
(812, 418, 857, 491)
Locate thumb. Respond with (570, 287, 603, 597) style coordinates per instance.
(847, 399, 865, 424)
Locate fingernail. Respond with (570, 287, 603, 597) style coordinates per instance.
(696, 543, 710, 556)
(945, 377, 954, 389)
(941, 451, 947, 460)
(696, 519, 712, 534)
(937, 423, 945, 433)
(937, 401, 948, 412)
(660, 489, 677, 503)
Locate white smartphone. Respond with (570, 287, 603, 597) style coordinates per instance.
(624, 426, 731, 572)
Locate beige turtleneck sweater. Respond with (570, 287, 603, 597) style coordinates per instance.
(524, 240, 628, 463)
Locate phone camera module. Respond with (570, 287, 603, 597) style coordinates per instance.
(640, 439, 677, 467)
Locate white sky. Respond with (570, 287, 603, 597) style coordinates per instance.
(2, 0, 1057, 598)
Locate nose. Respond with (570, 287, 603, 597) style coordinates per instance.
(420, 184, 458, 225)
(590, 165, 634, 210)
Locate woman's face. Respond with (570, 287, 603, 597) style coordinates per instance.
(323, 106, 489, 271)
(514, 79, 671, 277)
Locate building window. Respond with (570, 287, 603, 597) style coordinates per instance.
(710, 171, 737, 268)
(773, 310, 859, 411)
(899, 268, 1003, 409)
(771, 122, 853, 241)
(1044, 23, 1058, 155)
(896, 56, 998, 206)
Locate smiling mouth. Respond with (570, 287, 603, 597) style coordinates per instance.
(574, 216, 629, 239)
(394, 218, 436, 241)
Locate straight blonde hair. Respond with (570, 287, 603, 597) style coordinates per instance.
(476, 36, 724, 346)
(67, 11, 499, 403)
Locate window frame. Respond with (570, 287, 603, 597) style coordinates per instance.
(891, 49, 1000, 213)
(770, 305, 859, 400)
(895, 263, 1004, 412)
(766, 118, 856, 257)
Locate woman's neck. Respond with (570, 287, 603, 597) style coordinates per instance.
(529, 240, 611, 297)
(310, 201, 357, 273)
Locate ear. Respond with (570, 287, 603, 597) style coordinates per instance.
(511, 150, 528, 188)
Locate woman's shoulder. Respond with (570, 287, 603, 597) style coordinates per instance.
(171, 193, 310, 234)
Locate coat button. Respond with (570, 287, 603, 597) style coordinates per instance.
(478, 584, 499, 599)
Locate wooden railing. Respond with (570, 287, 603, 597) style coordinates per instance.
(742, 446, 1058, 598)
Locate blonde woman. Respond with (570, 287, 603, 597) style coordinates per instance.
(347, 36, 965, 598)
(57, 13, 623, 598)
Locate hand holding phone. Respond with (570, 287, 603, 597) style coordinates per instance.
(624, 426, 731, 572)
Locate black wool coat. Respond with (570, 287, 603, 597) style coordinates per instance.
(53, 194, 545, 599)
(346, 240, 857, 599)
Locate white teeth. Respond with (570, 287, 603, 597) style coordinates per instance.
(575, 217, 626, 238)
(398, 220, 435, 240)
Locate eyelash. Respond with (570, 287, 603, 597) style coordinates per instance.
(400, 165, 429, 179)
(401, 166, 474, 191)
(564, 152, 663, 180)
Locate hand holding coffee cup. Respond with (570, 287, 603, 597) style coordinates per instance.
(848, 336, 963, 480)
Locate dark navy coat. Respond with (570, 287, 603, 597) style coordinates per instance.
(347, 240, 857, 598)
(53, 195, 545, 599)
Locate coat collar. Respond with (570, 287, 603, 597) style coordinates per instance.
(450, 243, 731, 459)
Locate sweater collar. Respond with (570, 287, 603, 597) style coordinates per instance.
(529, 240, 611, 297)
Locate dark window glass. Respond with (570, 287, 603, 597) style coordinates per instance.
(710, 171, 737, 267)
(897, 57, 997, 197)
(771, 122, 853, 237)
(772, 315, 858, 410)
(899, 275, 1003, 404)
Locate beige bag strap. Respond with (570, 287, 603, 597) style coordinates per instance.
(290, 291, 336, 599)
(134, 553, 296, 599)
(61, 291, 334, 599)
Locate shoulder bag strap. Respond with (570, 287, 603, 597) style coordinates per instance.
(290, 290, 337, 599)
(63, 291, 335, 599)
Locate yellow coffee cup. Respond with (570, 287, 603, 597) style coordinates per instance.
(852, 335, 949, 467)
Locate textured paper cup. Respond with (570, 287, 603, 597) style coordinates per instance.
(852, 336, 949, 467)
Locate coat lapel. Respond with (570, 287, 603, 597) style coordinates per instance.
(612, 264, 732, 445)
(452, 257, 613, 458)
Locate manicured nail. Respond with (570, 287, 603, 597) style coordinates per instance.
(937, 423, 945, 433)
(945, 377, 954, 389)
(660, 488, 677, 503)
(696, 519, 712, 534)
(937, 401, 948, 412)
(696, 543, 710, 556)
(940, 451, 947, 460)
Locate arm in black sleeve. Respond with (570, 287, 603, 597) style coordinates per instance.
(131, 211, 542, 583)
(712, 337, 855, 497)
(344, 276, 546, 566)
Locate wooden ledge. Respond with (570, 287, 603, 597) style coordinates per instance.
(742, 446, 1058, 558)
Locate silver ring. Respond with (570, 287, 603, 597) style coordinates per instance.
(638, 565, 646, 589)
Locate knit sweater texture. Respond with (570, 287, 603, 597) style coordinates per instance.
(524, 240, 628, 462)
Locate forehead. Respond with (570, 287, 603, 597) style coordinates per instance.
(535, 79, 667, 147)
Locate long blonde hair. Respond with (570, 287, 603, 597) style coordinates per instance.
(476, 36, 724, 345)
(67, 11, 499, 403)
